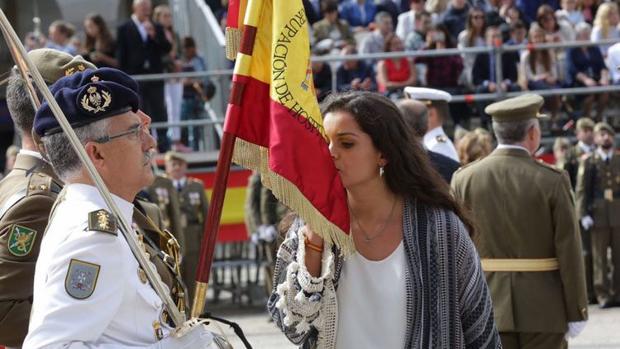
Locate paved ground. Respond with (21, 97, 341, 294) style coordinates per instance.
(203, 303, 620, 349)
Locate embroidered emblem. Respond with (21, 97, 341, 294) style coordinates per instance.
(7, 225, 37, 257)
(80, 85, 112, 114)
(64, 64, 88, 76)
(88, 209, 118, 235)
(436, 135, 448, 143)
(65, 259, 100, 299)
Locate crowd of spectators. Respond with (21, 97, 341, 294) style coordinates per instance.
(22, 0, 213, 153)
(302, 0, 620, 131)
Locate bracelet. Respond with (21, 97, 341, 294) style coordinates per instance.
(304, 234, 324, 253)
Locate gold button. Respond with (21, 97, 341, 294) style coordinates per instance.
(138, 268, 148, 284)
(39, 184, 47, 190)
(29, 185, 35, 191)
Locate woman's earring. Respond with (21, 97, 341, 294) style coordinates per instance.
(379, 166, 384, 177)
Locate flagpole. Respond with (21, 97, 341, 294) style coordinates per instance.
(191, 131, 236, 318)
(191, 0, 260, 319)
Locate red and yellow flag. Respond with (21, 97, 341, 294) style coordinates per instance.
(223, 0, 352, 252)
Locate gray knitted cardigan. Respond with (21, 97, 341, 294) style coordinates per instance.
(267, 199, 501, 348)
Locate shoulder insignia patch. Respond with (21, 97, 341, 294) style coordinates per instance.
(436, 135, 448, 143)
(65, 259, 100, 299)
(88, 209, 118, 235)
(7, 225, 37, 257)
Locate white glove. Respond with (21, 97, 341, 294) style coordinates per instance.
(566, 320, 587, 339)
(151, 324, 215, 349)
(581, 216, 594, 230)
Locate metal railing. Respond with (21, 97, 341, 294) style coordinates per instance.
(131, 37, 620, 153)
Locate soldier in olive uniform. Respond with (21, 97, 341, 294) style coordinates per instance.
(563, 117, 596, 303)
(451, 94, 588, 349)
(145, 174, 184, 247)
(575, 122, 620, 308)
(564, 118, 596, 188)
(0, 49, 95, 348)
(165, 151, 209, 303)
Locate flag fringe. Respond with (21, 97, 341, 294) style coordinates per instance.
(232, 138, 354, 255)
(225, 27, 242, 61)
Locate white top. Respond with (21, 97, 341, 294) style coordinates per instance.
(496, 143, 530, 154)
(424, 126, 459, 162)
(396, 10, 415, 41)
(607, 43, 620, 83)
(335, 241, 407, 349)
(25, 184, 170, 348)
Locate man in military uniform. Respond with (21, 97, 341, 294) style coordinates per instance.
(576, 122, 620, 308)
(24, 67, 214, 347)
(164, 151, 208, 303)
(451, 94, 588, 348)
(145, 172, 184, 247)
(563, 117, 596, 303)
(404, 86, 460, 162)
(564, 117, 596, 188)
(396, 99, 460, 183)
(0, 49, 95, 348)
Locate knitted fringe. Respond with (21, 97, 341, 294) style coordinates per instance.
(225, 27, 241, 61)
(232, 138, 354, 255)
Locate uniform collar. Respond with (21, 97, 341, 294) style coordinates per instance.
(65, 183, 134, 224)
(492, 144, 532, 157)
(577, 141, 594, 154)
(12, 152, 59, 181)
(597, 147, 614, 161)
(423, 126, 445, 144)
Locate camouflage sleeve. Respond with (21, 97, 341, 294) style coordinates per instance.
(0, 194, 55, 347)
(266, 218, 337, 347)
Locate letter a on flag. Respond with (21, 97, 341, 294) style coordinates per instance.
(224, 0, 352, 252)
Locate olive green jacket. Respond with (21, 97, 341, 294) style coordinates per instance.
(451, 147, 588, 333)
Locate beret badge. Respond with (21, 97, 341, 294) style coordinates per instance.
(80, 83, 112, 115)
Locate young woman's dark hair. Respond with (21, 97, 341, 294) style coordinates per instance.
(465, 7, 486, 47)
(427, 23, 455, 48)
(320, 91, 475, 236)
(84, 13, 115, 53)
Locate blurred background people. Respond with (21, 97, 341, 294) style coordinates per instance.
(376, 34, 416, 99)
(82, 13, 118, 68)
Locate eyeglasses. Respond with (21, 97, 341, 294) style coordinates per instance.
(94, 123, 149, 144)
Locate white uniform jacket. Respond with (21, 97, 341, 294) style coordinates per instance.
(24, 184, 170, 348)
(423, 126, 459, 162)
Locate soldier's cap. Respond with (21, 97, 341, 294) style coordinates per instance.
(24, 48, 96, 84)
(34, 68, 140, 137)
(594, 122, 615, 135)
(164, 151, 187, 163)
(576, 117, 595, 131)
(484, 94, 546, 122)
(404, 86, 452, 103)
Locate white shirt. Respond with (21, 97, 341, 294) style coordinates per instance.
(25, 184, 169, 348)
(131, 14, 148, 42)
(496, 143, 531, 154)
(597, 148, 614, 162)
(173, 177, 187, 191)
(424, 126, 459, 162)
(577, 141, 595, 154)
(396, 10, 415, 41)
(607, 42, 620, 83)
(335, 241, 407, 349)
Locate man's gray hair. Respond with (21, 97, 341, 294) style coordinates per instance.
(492, 118, 538, 145)
(42, 118, 110, 181)
(397, 99, 428, 138)
(6, 72, 37, 134)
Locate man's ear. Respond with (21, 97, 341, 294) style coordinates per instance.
(84, 142, 105, 168)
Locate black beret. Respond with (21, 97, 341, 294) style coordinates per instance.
(34, 68, 140, 137)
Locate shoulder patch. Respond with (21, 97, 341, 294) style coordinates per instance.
(88, 209, 118, 235)
(65, 259, 100, 299)
(436, 134, 448, 143)
(7, 224, 37, 257)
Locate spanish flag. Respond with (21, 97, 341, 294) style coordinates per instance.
(223, 0, 352, 252)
